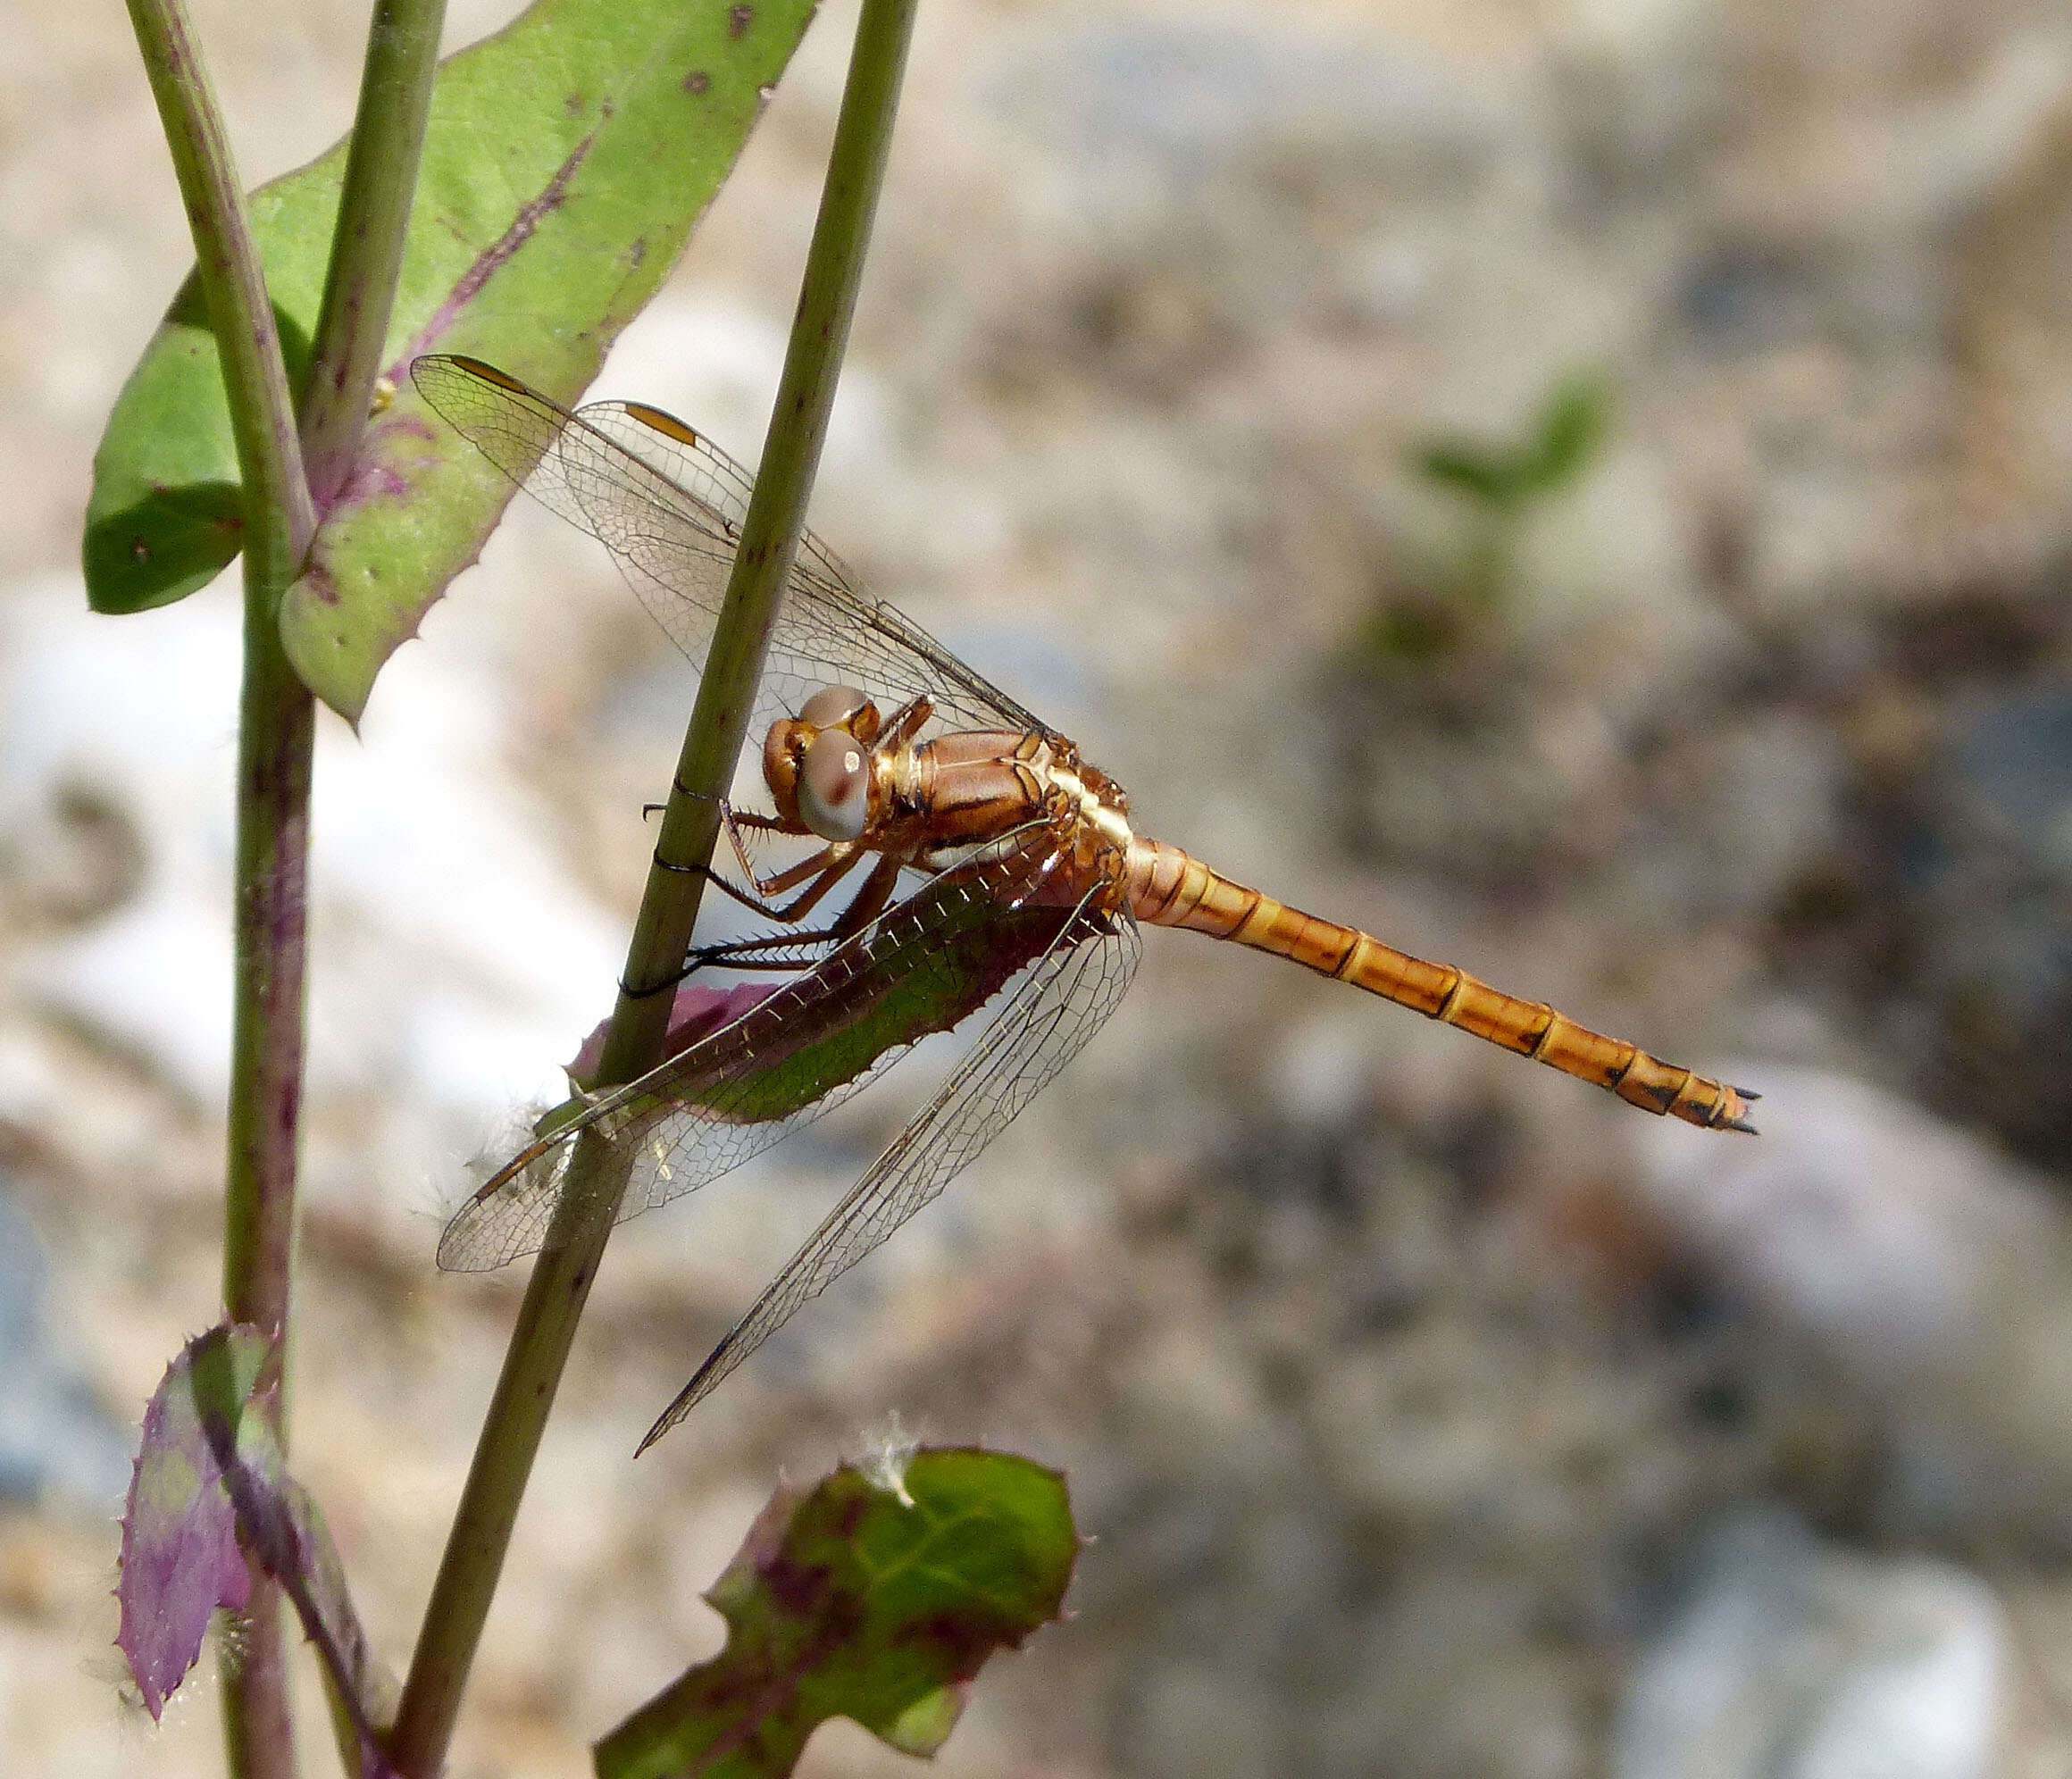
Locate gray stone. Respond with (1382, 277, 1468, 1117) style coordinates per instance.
(1635, 1067, 2072, 1543)
(1614, 1509, 2005, 1779)
(0, 1188, 130, 1513)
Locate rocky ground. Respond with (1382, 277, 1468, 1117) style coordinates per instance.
(3, 0, 2072, 1775)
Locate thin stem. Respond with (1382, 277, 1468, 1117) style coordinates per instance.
(218, 586, 316, 1779)
(300, 0, 449, 504)
(385, 0, 923, 1770)
(125, 0, 316, 574)
(123, 2, 317, 1777)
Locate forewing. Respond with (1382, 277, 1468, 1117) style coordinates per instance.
(436, 835, 1080, 1273)
(637, 891, 1142, 1447)
(409, 355, 1047, 739)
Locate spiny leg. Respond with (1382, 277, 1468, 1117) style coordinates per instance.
(825, 850, 905, 941)
(715, 803, 804, 896)
(681, 854, 908, 975)
(645, 790, 806, 900)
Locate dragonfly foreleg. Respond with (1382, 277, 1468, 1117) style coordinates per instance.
(654, 856, 836, 922)
(663, 810, 870, 924)
(714, 802, 803, 892)
(879, 695, 935, 748)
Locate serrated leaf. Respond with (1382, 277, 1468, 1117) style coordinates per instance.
(561, 898, 1075, 1157)
(117, 1325, 270, 1718)
(117, 1325, 399, 1775)
(689, 900, 1074, 1128)
(87, 0, 819, 720)
(594, 1449, 1078, 1779)
(219, 1451, 401, 1772)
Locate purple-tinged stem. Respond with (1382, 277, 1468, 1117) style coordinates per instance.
(122, 0, 316, 1773)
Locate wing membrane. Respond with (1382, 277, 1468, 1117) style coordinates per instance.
(410, 355, 1048, 739)
(638, 890, 1141, 1446)
(436, 834, 1078, 1272)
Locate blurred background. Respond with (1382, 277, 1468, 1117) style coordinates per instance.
(4, 0, 2072, 1772)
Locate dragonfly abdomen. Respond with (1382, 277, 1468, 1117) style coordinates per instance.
(1125, 838, 1755, 1133)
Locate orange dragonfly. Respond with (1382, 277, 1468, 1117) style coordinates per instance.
(413, 355, 1756, 1449)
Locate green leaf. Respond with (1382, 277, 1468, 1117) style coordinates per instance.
(1522, 372, 1610, 493)
(1413, 439, 1525, 507)
(594, 1449, 1079, 1779)
(695, 902, 1075, 1128)
(87, 0, 819, 720)
(566, 876, 1075, 1147)
(1411, 372, 1613, 512)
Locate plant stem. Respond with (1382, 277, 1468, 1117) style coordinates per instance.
(219, 597, 316, 1779)
(300, 0, 448, 503)
(385, 0, 923, 1769)
(293, 9, 450, 1772)
(125, 0, 315, 569)
(123, 2, 317, 1777)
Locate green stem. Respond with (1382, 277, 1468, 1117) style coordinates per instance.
(122, 3, 318, 1778)
(300, 0, 448, 503)
(125, 0, 315, 571)
(385, 0, 923, 1769)
(218, 590, 316, 1779)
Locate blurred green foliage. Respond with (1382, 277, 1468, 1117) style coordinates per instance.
(1357, 371, 1613, 672)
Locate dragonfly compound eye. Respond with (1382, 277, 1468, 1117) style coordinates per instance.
(800, 683, 873, 732)
(798, 728, 872, 840)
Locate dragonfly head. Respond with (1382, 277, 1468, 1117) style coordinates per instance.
(764, 685, 883, 840)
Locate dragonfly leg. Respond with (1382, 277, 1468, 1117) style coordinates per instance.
(879, 695, 935, 748)
(714, 803, 806, 895)
(759, 843, 863, 902)
(623, 848, 870, 998)
(678, 846, 871, 928)
(653, 796, 865, 913)
(682, 923, 859, 973)
(825, 849, 905, 940)
(625, 929, 815, 995)
(644, 792, 799, 883)
(679, 854, 907, 977)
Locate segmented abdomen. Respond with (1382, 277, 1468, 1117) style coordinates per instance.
(1124, 838, 1756, 1132)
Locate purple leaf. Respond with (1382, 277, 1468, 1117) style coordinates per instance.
(116, 1324, 400, 1775)
(570, 981, 781, 1085)
(116, 1325, 269, 1718)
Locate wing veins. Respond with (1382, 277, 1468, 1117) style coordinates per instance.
(435, 835, 1068, 1273)
(639, 891, 1140, 1444)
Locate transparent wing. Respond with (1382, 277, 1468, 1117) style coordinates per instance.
(409, 355, 1049, 740)
(637, 888, 1142, 1448)
(435, 833, 1079, 1273)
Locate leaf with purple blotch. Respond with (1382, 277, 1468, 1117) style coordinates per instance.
(218, 1439, 401, 1773)
(569, 981, 782, 1087)
(594, 1448, 1078, 1779)
(117, 1324, 399, 1776)
(85, 0, 821, 725)
(117, 1325, 270, 1718)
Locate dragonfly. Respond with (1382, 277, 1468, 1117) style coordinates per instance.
(411, 354, 1758, 1450)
